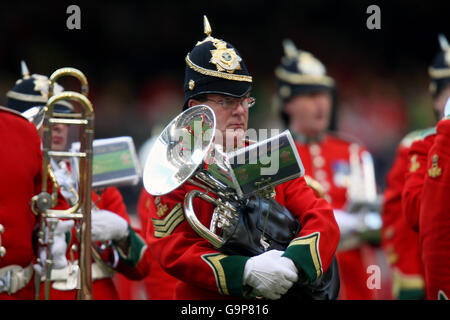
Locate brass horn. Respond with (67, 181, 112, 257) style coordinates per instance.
(31, 67, 94, 300)
(142, 105, 342, 300)
(143, 105, 304, 250)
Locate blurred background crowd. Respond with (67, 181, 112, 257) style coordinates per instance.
(0, 1, 448, 237)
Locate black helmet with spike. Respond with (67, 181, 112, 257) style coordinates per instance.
(182, 16, 252, 110)
(6, 61, 73, 113)
(274, 40, 336, 128)
(429, 34, 450, 98)
(275, 39, 334, 102)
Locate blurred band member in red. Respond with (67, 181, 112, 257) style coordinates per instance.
(400, 34, 450, 300)
(275, 39, 382, 300)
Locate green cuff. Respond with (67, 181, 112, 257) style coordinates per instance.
(438, 290, 449, 300)
(398, 289, 425, 300)
(113, 225, 147, 267)
(201, 253, 250, 297)
(65, 230, 72, 245)
(282, 232, 323, 283)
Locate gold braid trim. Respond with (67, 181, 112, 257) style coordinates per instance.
(185, 54, 252, 83)
(275, 67, 335, 86)
(391, 268, 425, 298)
(201, 253, 229, 295)
(428, 67, 450, 79)
(6, 91, 73, 109)
(6, 90, 47, 103)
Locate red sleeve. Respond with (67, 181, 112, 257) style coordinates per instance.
(402, 135, 435, 232)
(276, 177, 340, 281)
(381, 144, 425, 290)
(137, 189, 151, 238)
(381, 145, 408, 259)
(94, 187, 130, 223)
(382, 145, 408, 235)
(146, 185, 246, 296)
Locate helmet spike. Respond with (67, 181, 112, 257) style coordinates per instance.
(438, 33, 449, 51)
(20, 60, 30, 78)
(203, 15, 212, 37)
(282, 39, 299, 58)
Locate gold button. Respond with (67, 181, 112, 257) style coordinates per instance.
(314, 169, 327, 180)
(0, 224, 4, 234)
(0, 246, 6, 257)
(313, 156, 325, 168)
(320, 181, 331, 192)
(385, 226, 395, 239)
(309, 144, 321, 156)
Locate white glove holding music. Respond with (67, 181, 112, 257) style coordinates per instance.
(243, 249, 298, 300)
(53, 166, 78, 201)
(91, 209, 129, 242)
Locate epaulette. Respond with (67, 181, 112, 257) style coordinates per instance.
(0, 106, 29, 121)
(400, 126, 436, 148)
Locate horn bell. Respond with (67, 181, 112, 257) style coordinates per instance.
(143, 104, 216, 196)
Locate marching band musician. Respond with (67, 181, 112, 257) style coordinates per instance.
(379, 35, 450, 299)
(381, 125, 428, 299)
(0, 88, 71, 299)
(41, 109, 150, 300)
(5, 63, 151, 299)
(402, 34, 450, 233)
(274, 40, 381, 300)
(418, 97, 450, 300)
(1, 63, 81, 299)
(400, 34, 450, 300)
(144, 17, 340, 300)
(0, 106, 46, 299)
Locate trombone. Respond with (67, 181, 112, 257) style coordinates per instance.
(31, 67, 94, 300)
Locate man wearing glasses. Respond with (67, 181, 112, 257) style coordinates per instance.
(142, 17, 339, 300)
(186, 95, 255, 151)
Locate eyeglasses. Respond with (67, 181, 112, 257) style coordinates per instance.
(205, 96, 256, 110)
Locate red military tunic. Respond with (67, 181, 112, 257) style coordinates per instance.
(136, 189, 178, 299)
(381, 130, 428, 299)
(402, 129, 436, 232)
(0, 107, 43, 299)
(38, 186, 150, 300)
(419, 117, 450, 299)
(147, 175, 339, 300)
(293, 133, 377, 300)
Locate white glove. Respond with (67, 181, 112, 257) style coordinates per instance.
(51, 220, 74, 268)
(34, 219, 74, 276)
(333, 209, 363, 236)
(444, 97, 450, 119)
(53, 165, 78, 201)
(334, 209, 382, 236)
(243, 250, 298, 300)
(91, 209, 129, 242)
